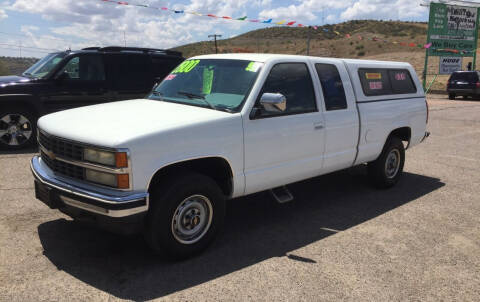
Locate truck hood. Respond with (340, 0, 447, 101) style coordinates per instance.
(0, 75, 32, 85)
(37, 99, 234, 147)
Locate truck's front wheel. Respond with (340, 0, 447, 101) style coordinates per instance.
(145, 172, 225, 259)
(368, 137, 405, 188)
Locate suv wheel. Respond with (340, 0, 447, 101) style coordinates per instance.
(367, 137, 405, 188)
(448, 93, 456, 100)
(145, 172, 226, 259)
(0, 108, 37, 150)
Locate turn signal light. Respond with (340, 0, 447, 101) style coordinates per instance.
(117, 174, 130, 189)
(116, 152, 128, 168)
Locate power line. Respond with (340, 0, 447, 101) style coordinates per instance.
(0, 43, 60, 52)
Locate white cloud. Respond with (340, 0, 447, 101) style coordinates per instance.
(341, 0, 425, 20)
(259, 0, 353, 22)
(0, 9, 7, 19)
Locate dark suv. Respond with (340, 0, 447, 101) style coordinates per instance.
(0, 46, 184, 150)
(447, 71, 480, 100)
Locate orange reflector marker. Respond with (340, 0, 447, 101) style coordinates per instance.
(115, 152, 128, 168)
(117, 174, 129, 189)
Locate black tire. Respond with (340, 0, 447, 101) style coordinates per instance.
(463, 95, 469, 99)
(0, 106, 37, 150)
(448, 93, 455, 100)
(144, 172, 226, 259)
(367, 137, 405, 189)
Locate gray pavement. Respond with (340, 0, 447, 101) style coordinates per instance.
(0, 95, 479, 301)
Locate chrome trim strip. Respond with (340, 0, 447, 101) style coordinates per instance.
(39, 144, 129, 174)
(31, 156, 148, 217)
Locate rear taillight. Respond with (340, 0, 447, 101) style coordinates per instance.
(425, 99, 429, 124)
(476, 82, 480, 88)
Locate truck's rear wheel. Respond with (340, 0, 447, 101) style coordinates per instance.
(0, 107, 37, 150)
(145, 172, 225, 259)
(368, 137, 405, 188)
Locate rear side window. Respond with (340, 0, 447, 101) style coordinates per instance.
(109, 54, 152, 90)
(358, 68, 416, 96)
(449, 72, 478, 82)
(315, 63, 347, 110)
(151, 56, 184, 78)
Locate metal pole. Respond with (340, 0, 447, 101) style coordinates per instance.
(423, 51, 429, 91)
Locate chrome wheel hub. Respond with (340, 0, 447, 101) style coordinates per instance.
(385, 149, 400, 179)
(0, 113, 33, 146)
(171, 195, 213, 244)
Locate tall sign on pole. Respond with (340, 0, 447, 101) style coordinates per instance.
(423, 2, 480, 89)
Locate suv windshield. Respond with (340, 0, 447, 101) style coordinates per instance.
(23, 52, 68, 79)
(148, 59, 263, 112)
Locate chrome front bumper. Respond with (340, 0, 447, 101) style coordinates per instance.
(31, 156, 149, 218)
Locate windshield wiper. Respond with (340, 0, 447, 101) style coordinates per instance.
(177, 91, 216, 110)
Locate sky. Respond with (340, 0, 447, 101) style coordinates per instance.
(0, 0, 434, 58)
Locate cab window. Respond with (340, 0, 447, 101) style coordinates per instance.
(257, 63, 317, 117)
(315, 63, 347, 110)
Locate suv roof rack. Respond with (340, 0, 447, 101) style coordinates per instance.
(81, 46, 182, 57)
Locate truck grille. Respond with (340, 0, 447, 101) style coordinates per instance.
(39, 130, 85, 181)
(38, 131, 83, 161)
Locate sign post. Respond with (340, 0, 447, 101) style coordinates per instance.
(423, 2, 480, 89)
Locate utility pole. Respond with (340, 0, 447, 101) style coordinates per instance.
(306, 26, 311, 56)
(123, 31, 127, 47)
(19, 41, 22, 58)
(208, 34, 222, 54)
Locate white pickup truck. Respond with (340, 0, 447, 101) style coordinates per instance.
(31, 54, 429, 258)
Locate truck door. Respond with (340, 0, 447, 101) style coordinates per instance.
(311, 61, 359, 174)
(43, 54, 111, 112)
(243, 62, 326, 195)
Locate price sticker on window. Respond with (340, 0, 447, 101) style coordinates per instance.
(369, 81, 383, 90)
(366, 73, 382, 80)
(245, 62, 263, 72)
(172, 60, 200, 74)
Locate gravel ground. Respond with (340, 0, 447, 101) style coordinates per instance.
(0, 94, 479, 301)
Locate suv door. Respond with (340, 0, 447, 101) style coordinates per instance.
(44, 53, 110, 112)
(106, 53, 153, 100)
(243, 62, 326, 194)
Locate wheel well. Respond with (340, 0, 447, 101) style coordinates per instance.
(0, 100, 40, 118)
(388, 127, 411, 144)
(148, 157, 234, 197)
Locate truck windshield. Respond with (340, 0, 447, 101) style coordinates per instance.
(23, 52, 67, 79)
(148, 59, 263, 112)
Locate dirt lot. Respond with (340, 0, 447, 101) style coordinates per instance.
(0, 95, 479, 301)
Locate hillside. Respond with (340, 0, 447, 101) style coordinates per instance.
(173, 20, 460, 90)
(173, 20, 428, 58)
(0, 57, 38, 76)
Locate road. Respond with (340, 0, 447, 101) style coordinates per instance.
(0, 94, 479, 301)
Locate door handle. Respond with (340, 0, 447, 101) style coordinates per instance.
(314, 122, 324, 130)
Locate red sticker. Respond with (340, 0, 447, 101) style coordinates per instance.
(369, 81, 383, 90)
(165, 74, 177, 81)
(394, 73, 406, 81)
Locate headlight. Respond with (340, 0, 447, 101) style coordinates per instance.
(85, 169, 117, 187)
(84, 148, 128, 168)
(85, 169, 130, 189)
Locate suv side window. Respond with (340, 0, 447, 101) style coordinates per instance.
(258, 63, 316, 117)
(110, 54, 152, 90)
(59, 55, 105, 81)
(315, 63, 347, 110)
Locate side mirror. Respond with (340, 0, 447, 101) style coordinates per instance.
(259, 92, 287, 113)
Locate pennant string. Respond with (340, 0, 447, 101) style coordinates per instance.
(98, 0, 476, 54)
